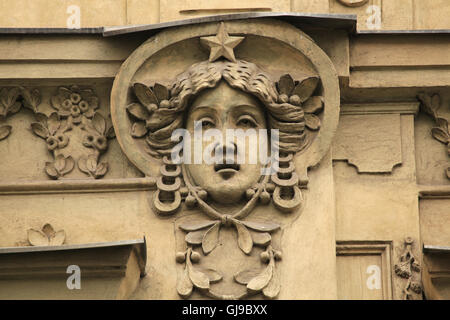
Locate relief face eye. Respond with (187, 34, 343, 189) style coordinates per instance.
(198, 116, 215, 129)
(236, 114, 258, 128)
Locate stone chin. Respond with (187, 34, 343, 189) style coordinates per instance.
(185, 163, 262, 204)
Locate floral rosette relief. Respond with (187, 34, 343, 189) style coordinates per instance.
(0, 85, 115, 179)
(32, 86, 114, 179)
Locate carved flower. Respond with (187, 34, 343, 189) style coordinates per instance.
(276, 74, 323, 131)
(31, 113, 71, 151)
(27, 223, 66, 246)
(80, 113, 114, 152)
(51, 86, 99, 124)
(126, 83, 171, 138)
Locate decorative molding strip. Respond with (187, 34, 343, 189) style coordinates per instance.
(423, 245, 450, 254)
(422, 244, 450, 299)
(0, 177, 156, 195)
(0, 239, 146, 280)
(340, 102, 420, 115)
(418, 185, 450, 199)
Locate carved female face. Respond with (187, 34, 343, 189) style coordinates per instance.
(185, 81, 267, 204)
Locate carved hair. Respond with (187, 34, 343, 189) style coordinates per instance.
(145, 60, 306, 157)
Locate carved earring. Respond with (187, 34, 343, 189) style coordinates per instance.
(270, 153, 303, 212)
(152, 156, 182, 215)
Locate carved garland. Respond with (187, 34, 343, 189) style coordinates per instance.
(418, 93, 450, 180)
(0, 86, 115, 179)
(394, 237, 422, 300)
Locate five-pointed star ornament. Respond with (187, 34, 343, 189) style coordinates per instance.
(200, 22, 245, 63)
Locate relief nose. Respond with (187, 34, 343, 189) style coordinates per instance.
(214, 141, 237, 163)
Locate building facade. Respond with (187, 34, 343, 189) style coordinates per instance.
(0, 1, 449, 300)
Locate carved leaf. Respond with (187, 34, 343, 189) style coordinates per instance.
(436, 117, 449, 132)
(92, 113, 106, 135)
(31, 122, 49, 139)
(241, 220, 280, 232)
(8, 102, 21, 115)
(54, 154, 66, 173)
(431, 94, 441, 111)
(179, 220, 217, 232)
(0, 125, 11, 140)
(86, 154, 98, 172)
(278, 74, 295, 95)
(58, 87, 72, 99)
(446, 167, 450, 179)
(27, 229, 49, 246)
(127, 103, 150, 121)
(302, 96, 323, 114)
(262, 268, 281, 299)
(200, 268, 223, 284)
(77, 156, 90, 175)
(338, 0, 369, 7)
(177, 267, 193, 298)
(431, 127, 449, 144)
(86, 96, 99, 111)
(234, 268, 262, 285)
(292, 77, 319, 102)
(47, 113, 60, 136)
(247, 263, 273, 292)
(187, 262, 210, 290)
(35, 113, 47, 124)
(1, 87, 20, 109)
(153, 83, 169, 102)
(94, 161, 108, 178)
(49, 230, 65, 246)
(235, 222, 253, 255)
(131, 122, 148, 138)
(60, 156, 75, 176)
(202, 223, 220, 254)
(45, 162, 59, 179)
(418, 93, 433, 116)
(134, 83, 158, 106)
(106, 126, 116, 139)
(22, 88, 41, 112)
(185, 231, 205, 245)
(251, 232, 272, 246)
(304, 113, 321, 131)
(42, 223, 56, 238)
